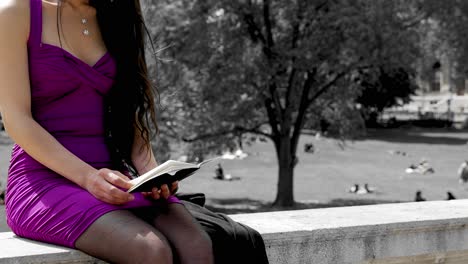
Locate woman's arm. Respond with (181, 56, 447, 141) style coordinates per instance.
(131, 127, 178, 199)
(0, 1, 133, 205)
(131, 127, 158, 175)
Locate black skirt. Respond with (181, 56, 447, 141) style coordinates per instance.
(176, 193, 270, 264)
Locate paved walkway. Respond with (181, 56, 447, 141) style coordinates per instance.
(0, 132, 12, 187)
(0, 206, 8, 232)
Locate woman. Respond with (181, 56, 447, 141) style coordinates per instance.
(0, 0, 214, 263)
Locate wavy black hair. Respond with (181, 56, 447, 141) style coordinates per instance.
(57, 0, 159, 175)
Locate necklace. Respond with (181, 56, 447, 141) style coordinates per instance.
(81, 17, 90, 36)
(77, 5, 91, 37)
(60, 0, 91, 36)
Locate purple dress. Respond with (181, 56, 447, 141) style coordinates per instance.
(5, 0, 179, 248)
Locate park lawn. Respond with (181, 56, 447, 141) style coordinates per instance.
(179, 128, 468, 212)
(1, 128, 468, 214)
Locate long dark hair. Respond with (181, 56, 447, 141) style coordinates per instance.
(57, 0, 159, 176)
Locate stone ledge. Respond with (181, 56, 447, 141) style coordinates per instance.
(3, 200, 468, 263)
(0, 232, 104, 264)
(234, 199, 468, 263)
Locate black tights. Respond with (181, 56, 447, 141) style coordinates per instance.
(75, 203, 213, 264)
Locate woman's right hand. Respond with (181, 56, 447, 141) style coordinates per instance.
(83, 168, 135, 205)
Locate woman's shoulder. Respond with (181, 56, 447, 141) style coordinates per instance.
(0, 0, 29, 16)
(0, 0, 29, 36)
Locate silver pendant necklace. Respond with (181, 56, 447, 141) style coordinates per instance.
(59, 0, 91, 37)
(81, 18, 90, 36)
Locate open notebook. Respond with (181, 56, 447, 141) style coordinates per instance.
(127, 157, 219, 193)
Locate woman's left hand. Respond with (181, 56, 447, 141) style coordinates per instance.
(142, 181, 179, 200)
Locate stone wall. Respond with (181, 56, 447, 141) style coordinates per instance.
(3, 200, 468, 263)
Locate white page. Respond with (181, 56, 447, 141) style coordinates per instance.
(128, 156, 221, 189)
(129, 160, 198, 186)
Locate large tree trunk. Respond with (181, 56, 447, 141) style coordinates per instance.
(273, 135, 295, 207)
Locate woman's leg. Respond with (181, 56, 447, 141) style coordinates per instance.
(75, 210, 173, 264)
(145, 203, 214, 264)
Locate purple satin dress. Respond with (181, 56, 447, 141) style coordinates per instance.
(5, 0, 179, 248)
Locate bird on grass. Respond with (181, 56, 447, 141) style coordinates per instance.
(415, 190, 426, 202)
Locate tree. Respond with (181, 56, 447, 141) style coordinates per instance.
(142, 0, 427, 207)
(357, 67, 417, 127)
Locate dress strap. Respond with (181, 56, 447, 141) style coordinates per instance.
(28, 0, 43, 47)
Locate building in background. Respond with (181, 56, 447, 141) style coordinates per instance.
(383, 53, 468, 127)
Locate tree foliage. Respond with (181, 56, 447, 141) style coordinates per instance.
(141, 0, 441, 206)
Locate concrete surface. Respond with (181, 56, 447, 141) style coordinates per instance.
(233, 199, 468, 263)
(0, 207, 6, 232)
(3, 200, 468, 263)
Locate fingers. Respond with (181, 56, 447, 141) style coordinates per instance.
(143, 181, 179, 201)
(160, 184, 170, 199)
(90, 185, 134, 205)
(89, 169, 135, 205)
(170, 181, 179, 194)
(104, 171, 134, 190)
(142, 192, 152, 197)
(99, 188, 134, 205)
(151, 187, 160, 200)
(148, 182, 175, 200)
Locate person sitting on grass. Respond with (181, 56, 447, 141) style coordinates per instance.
(415, 190, 426, 202)
(0, 189, 4, 205)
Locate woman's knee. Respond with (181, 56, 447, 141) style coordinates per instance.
(152, 204, 213, 263)
(188, 230, 213, 260)
(133, 234, 173, 264)
(75, 210, 174, 264)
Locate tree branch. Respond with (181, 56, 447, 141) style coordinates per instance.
(307, 72, 346, 105)
(290, 70, 315, 156)
(235, 125, 273, 139)
(268, 81, 284, 126)
(297, 1, 329, 44)
(307, 65, 371, 104)
(260, 0, 284, 129)
(263, 0, 275, 50)
(400, 4, 435, 29)
(242, 11, 267, 45)
(284, 68, 297, 113)
(264, 98, 281, 139)
(181, 124, 273, 143)
(238, 3, 277, 65)
(284, 0, 305, 116)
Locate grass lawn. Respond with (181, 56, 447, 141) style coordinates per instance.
(1, 128, 468, 215)
(180, 128, 468, 213)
